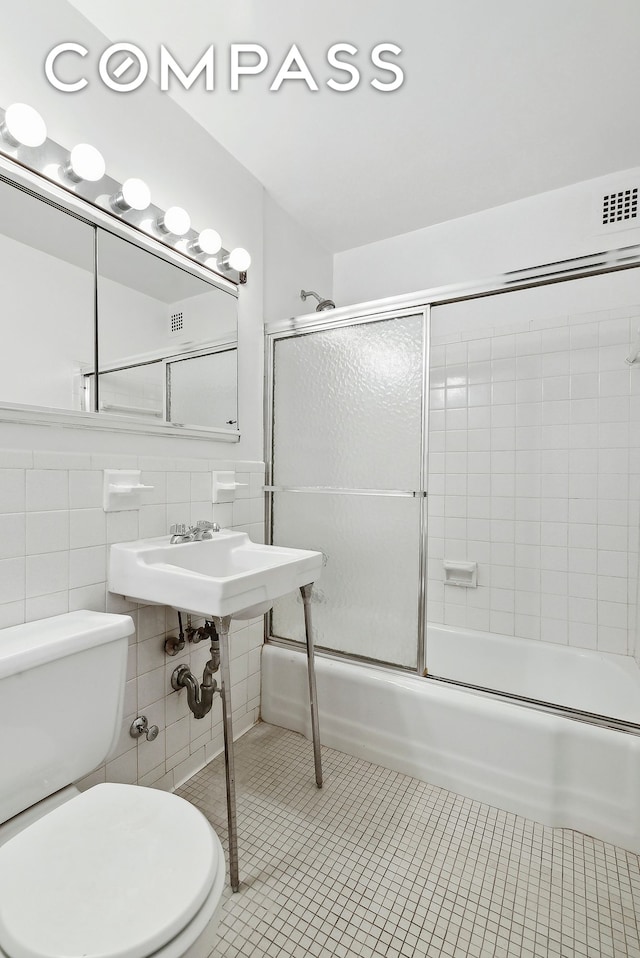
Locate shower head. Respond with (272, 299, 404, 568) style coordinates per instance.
(300, 289, 336, 312)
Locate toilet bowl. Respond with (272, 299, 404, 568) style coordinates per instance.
(0, 611, 227, 958)
(0, 784, 226, 958)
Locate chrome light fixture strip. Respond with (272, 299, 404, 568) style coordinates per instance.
(0, 122, 243, 291)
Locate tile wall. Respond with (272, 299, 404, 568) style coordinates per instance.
(0, 448, 265, 791)
(427, 305, 640, 659)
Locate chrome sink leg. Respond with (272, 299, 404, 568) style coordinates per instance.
(212, 614, 240, 892)
(300, 583, 323, 788)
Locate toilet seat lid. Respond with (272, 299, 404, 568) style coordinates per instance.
(0, 783, 222, 958)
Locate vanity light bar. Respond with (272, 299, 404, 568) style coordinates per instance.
(0, 102, 250, 284)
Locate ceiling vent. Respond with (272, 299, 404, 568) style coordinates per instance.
(602, 187, 638, 226)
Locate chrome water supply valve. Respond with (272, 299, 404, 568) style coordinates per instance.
(129, 716, 159, 741)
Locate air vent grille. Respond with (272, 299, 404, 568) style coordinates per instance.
(170, 311, 184, 333)
(602, 188, 638, 226)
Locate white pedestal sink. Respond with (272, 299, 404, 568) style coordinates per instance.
(108, 530, 324, 893)
(109, 530, 323, 619)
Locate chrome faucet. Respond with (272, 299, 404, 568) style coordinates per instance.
(170, 520, 220, 544)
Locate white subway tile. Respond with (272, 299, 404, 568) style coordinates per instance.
(25, 591, 68, 622)
(69, 509, 106, 549)
(598, 601, 628, 629)
(139, 505, 166, 539)
(0, 450, 33, 468)
(106, 510, 139, 544)
(68, 546, 106, 589)
(568, 573, 597, 599)
(489, 611, 514, 635)
(541, 593, 568, 620)
(26, 551, 69, 598)
(541, 617, 568, 645)
(26, 511, 69, 555)
(167, 472, 191, 502)
(0, 557, 26, 604)
(138, 666, 166, 709)
(569, 621, 597, 649)
(0, 600, 25, 628)
(0, 470, 25, 513)
(68, 470, 103, 509)
(597, 626, 627, 654)
(69, 584, 106, 613)
(106, 749, 138, 786)
(137, 731, 166, 778)
(26, 470, 68, 512)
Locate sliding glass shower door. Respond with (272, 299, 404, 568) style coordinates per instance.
(268, 311, 428, 669)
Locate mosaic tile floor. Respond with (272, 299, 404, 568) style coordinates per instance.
(177, 723, 640, 958)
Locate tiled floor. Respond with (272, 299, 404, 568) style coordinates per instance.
(178, 724, 640, 958)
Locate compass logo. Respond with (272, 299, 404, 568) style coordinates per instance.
(44, 42, 405, 94)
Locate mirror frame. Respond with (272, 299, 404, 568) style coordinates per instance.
(0, 153, 241, 443)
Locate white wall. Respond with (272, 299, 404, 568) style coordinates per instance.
(334, 169, 640, 306)
(0, 0, 262, 460)
(0, 0, 334, 792)
(0, 447, 264, 791)
(263, 193, 334, 323)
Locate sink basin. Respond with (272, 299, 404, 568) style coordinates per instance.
(108, 531, 323, 619)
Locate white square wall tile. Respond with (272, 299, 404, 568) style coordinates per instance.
(0, 557, 25, 605)
(106, 511, 139, 544)
(68, 546, 106, 589)
(68, 470, 104, 509)
(26, 511, 69, 555)
(0, 470, 25, 513)
(26, 551, 69, 598)
(69, 584, 106, 612)
(25, 591, 68, 622)
(0, 514, 26, 559)
(26, 470, 68, 512)
(167, 472, 191, 503)
(69, 509, 106, 549)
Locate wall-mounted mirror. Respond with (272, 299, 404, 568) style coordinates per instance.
(0, 172, 239, 437)
(0, 177, 95, 411)
(91, 231, 237, 429)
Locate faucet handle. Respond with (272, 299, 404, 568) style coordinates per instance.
(170, 523, 187, 535)
(197, 519, 221, 533)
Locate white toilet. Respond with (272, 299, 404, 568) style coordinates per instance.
(0, 610, 226, 958)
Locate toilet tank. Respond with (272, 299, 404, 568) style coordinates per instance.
(0, 610, 134, 825)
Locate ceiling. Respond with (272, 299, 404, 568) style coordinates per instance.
(68, 0, 640, 253)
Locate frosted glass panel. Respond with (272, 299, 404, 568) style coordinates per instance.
(271, 492, 420, 669)
(273, 315, 423, 489)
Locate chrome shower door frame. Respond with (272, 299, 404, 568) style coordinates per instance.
(265, 242, 640, 679)
(264, 305, 431, 674)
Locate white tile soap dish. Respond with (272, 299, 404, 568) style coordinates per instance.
(443, 559, 477, 588)
(103, 469, 154, 512)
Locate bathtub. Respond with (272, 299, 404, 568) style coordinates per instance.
(261, 625, 640, 853)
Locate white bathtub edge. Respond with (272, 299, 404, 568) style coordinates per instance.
(262, 645, 640, 853)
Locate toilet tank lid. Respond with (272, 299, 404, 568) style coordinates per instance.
(0, 611, 134, 680)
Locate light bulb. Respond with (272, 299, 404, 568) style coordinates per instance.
(1, 103, 47, 148)
(111, 177, 151, 212)
(157, 206, 191, 236)
(228, 247, 251, 272)
(190, 228, 222, 256)
(64, 143, 106, 182)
